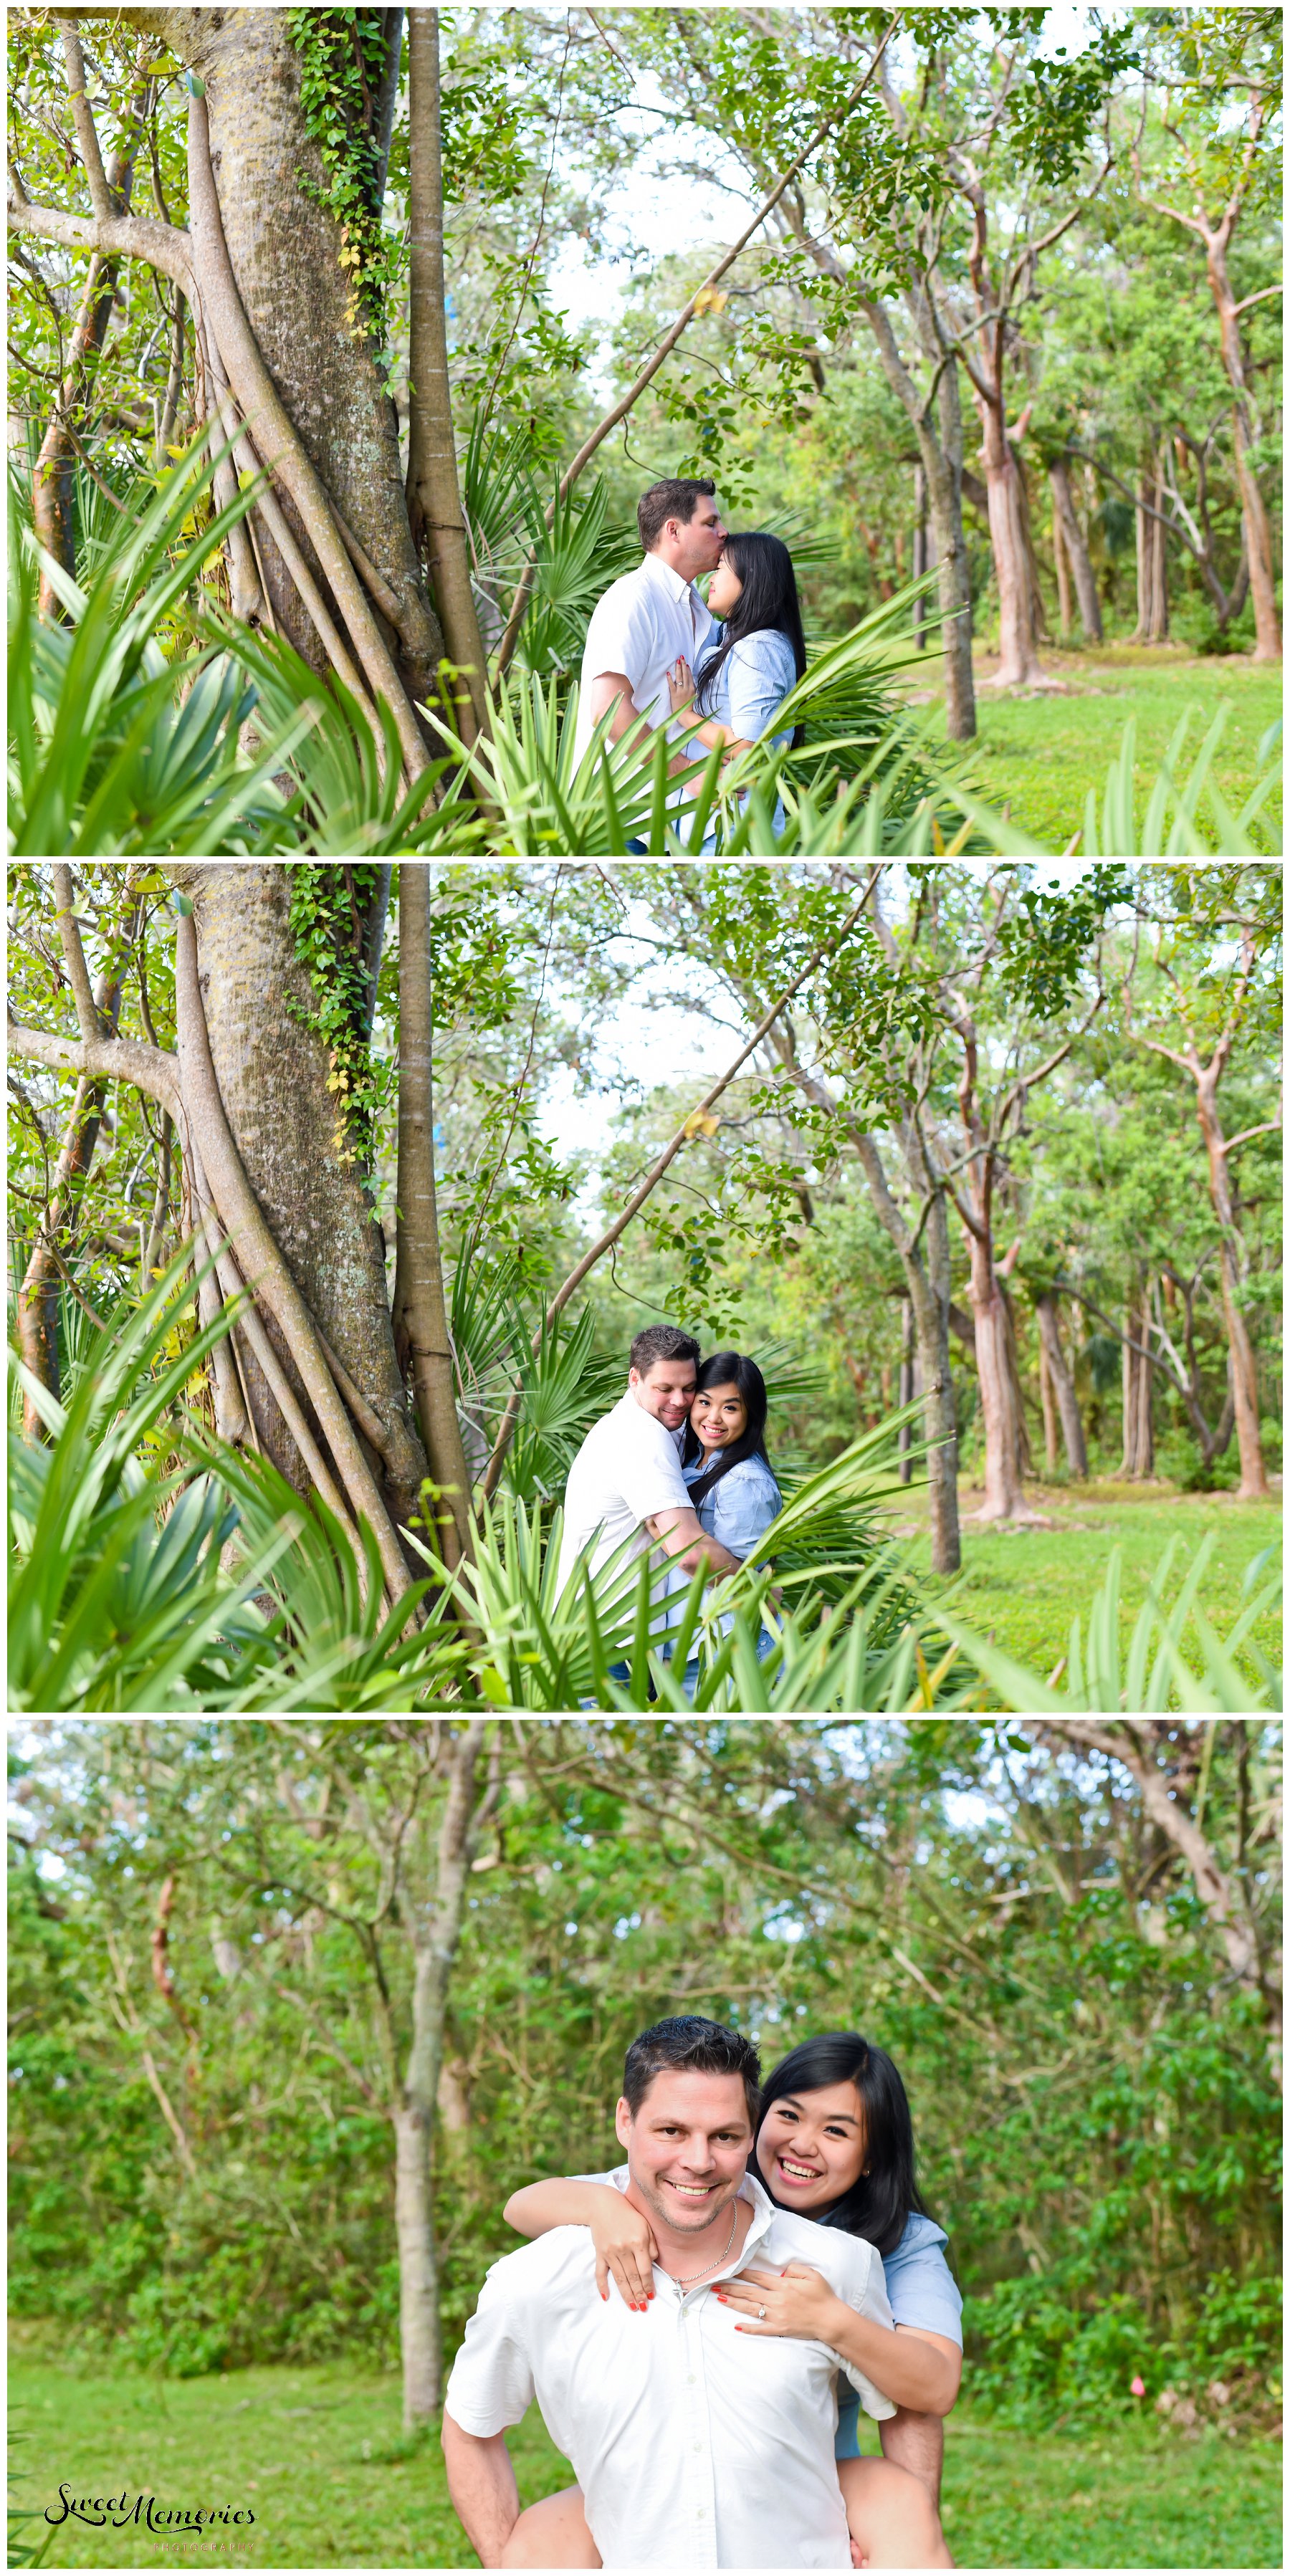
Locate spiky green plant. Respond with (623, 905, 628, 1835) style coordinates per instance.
(7, 440, 321, 856)
(196, 1445, 469, 1711)
(7, 1253, 289, 1712)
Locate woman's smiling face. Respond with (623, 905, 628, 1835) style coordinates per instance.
(691, 1379, 747, 1449)
(755, 2081, 866, 2210)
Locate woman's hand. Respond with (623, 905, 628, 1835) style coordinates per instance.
(590, 2196, 659, 2310)
(715, 2262, 846, 2344)
(667, 656, 694, 712)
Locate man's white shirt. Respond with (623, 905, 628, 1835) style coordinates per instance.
(554, 1391, 692, 1601)
(443, 2166, 896, 2570)
(572, 552, 721, 771)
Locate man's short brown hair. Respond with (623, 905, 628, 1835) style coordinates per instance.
(630, 1323, 700, 1376)
(623, 2016, 761, 2128)
(638, 478, 717, 552)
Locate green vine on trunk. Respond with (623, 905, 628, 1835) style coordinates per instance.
(285, 9, 399, 353)
(287, 866, 391, 1175)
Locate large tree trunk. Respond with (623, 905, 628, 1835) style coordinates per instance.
(169, 865, 429, 1527)
(1035, 1292, 1088, 1477)
(1048, 459, 1103, 643)
(976, 396, 1046, 688)
(141, 8, 446, 713)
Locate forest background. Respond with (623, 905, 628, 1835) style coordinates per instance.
(7, 1717, 1283, 2573)
(6, 856, 1283, 1717)
(6, 3, 1283, 858)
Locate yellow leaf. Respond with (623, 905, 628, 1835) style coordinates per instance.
(692, 287, 728, 316)
(683, 1109, 720, 1139)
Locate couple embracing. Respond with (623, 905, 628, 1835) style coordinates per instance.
(553, 1323, 783, 1685)
(570, 478, 806, 841)
(443, 2014, 960, 2567)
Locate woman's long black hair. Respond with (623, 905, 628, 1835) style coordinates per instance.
(694, 532, 807, 747)
(680, 1350, 773, 1507)
(756, 2031, 934, 2259)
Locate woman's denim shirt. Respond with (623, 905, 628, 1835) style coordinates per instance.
(699, 627, 798, 840)
(683, 1451, 782, 1564)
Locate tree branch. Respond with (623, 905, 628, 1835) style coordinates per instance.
(6, 1015, 183, 1122)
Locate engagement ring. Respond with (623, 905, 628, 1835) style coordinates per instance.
(757, 2304, 766, 2319)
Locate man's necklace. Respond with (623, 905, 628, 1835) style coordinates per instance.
(667, 2200, 739, 2289)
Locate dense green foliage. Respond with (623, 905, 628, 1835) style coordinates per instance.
(9, 1723, 1281, 2441)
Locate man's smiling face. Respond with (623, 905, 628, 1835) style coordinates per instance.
(615, 2068, 753, 2236)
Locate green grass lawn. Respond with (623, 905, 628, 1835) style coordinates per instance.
(10, 2352, 1281, 2570)
(901, 643, 1283, 853)
(891, 1481, 1282, 1705)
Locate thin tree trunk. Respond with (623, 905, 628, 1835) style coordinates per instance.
(1194, 1069, 1270, 1498)
(897, 1296, 914, 1481)
(1035, 1291, 1088, 1477)
(393, 862, 473, 1567)
(1048, 457, 1103, 643)
(405, 8, 489, 746)
(1051, 496, 1072, 642)
(1133, 451, 1170, 643)
(1206, 235, 1281, 661)
(395, 1720, 487, 2426)
(1038, 1326, 1059, 1470)
(154, 287, 187, 465)
(1119, 1281, 1155, 1478)
(32, 44, 151, 615)
(393, 2097, 441, 2423)
(16, 876, 138, 1435)
(911, 464, 929, 648)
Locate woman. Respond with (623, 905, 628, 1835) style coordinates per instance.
(668, 530, 806, 841)
(672, 1351, 781, 1687)
(502, 2031, 959, 2568)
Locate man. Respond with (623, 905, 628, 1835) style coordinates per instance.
(441, 2017, 904, 2569)
(571, 479, 726, 781)
(553, 1323, 740, 1609)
